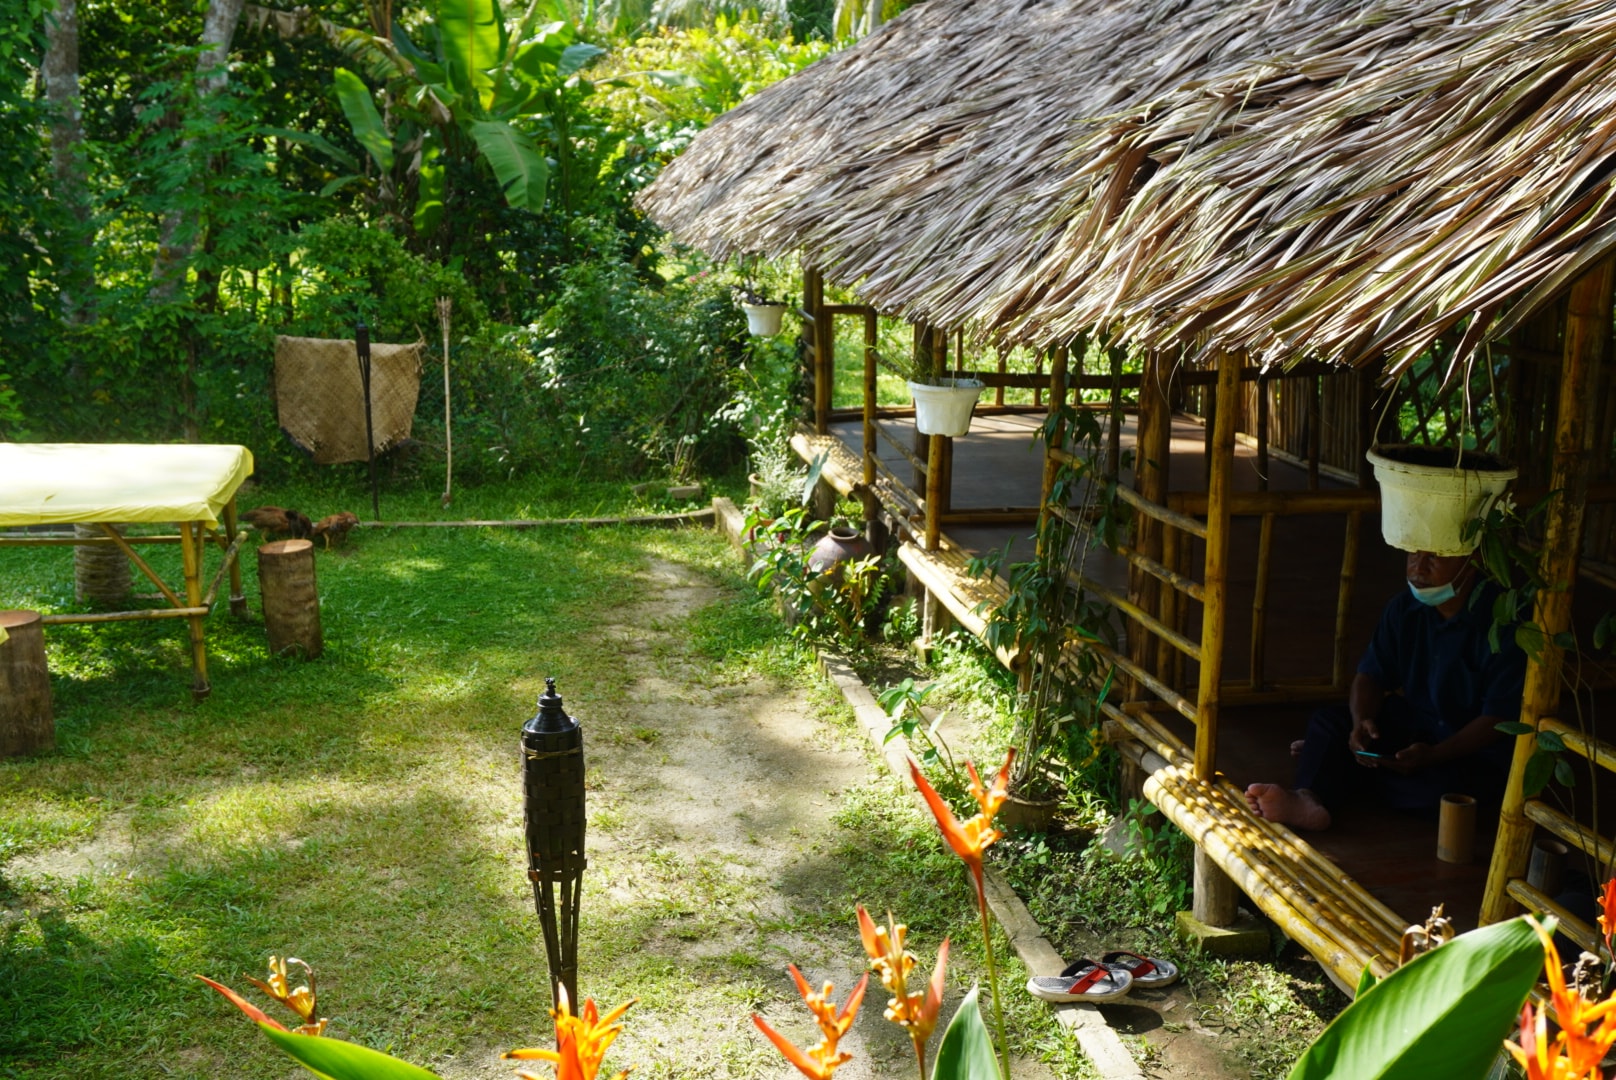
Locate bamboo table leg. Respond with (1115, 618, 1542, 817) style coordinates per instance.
(182, 521, 210, 701)
(224, 496, 246, 617)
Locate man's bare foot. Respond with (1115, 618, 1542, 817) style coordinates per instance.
(1290, 739, 1306, 758)
(1244, 783, 1332, 830)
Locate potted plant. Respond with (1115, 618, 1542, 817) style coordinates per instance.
(970, 403, 1124, 829)
(734, 284, 789, 336)
(907, 354, 984, 438)
(1366, 444, 1516, 555)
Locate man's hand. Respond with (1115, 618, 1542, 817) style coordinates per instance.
(1385, 742, 1434, 774)
(1348, 714, 1380, 754)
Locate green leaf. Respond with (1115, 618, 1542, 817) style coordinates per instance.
(258, 1026, 445, 1080)
(1515, 622, 1546, 660)
(1537, 730, 1566, 753)
(1287, 917, 1543, 1080)
(931, 985, 999, 1080)
(414, 144, 446, 235)
(466, 120, 547, 209)
(1596, 613, 1614, 651)
(557, 42, 605, 77)
(262, 127, 359, 170)
(318, 175, 365, 197)
(438, 0, 504, 100)
(510, 24, 572, 82)
(1353, 966, 1378, 998)
(1523, 749, 1555, 797)
(1553, 631, 1577, 650)
(1494, 721, 1533, 736)
(332, 68, 394, 173)
(1554, 756, 1577, 789)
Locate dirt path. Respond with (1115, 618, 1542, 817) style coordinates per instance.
(559, 555, 1062, 1080)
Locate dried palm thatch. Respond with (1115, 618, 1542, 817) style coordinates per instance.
(640, 0, 1616, 375)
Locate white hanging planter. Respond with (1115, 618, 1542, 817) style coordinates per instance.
(1366, 445, 1516, 556)
(741, 302, 787, 336)
(908, 378, 984, 437)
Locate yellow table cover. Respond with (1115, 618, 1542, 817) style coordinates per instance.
(0, 443, 254, 528)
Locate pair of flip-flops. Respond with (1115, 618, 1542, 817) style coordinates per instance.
(1025, 951, 1180, 1003)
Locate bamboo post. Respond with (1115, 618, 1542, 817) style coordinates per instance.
(1333, 510, 1363, 691)
(812, 271, 831, 434)
(181, 521, 211, 701)
(1357, 368, 1378, 487)
(1108, 346, 1124, 482)
(258, 539, 324, 660)
(1256, 370, 1270, 491)
(1482, 257, 1615, 924)
(437, 296, 454, 508)
(1192, 348, 1242, 927)
(0, 610, 53, 757)
(224, 497, 246, 617)
(912, 323, 934, 492)
(995, 347, 1007, 407)
(1307, 373, 1322, 490)
(1249, 513, 1273, 691)
(861, 309, 882, 548)
(1134, 349, 1171, 693)
(1039, 345, 1071, 557)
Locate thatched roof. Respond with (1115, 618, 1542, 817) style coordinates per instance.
(639, 0, 1616, 371)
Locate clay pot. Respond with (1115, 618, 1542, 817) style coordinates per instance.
(808, 525, 873, 576)
(998, 789, 1063, 832)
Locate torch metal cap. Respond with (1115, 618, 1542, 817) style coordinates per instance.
(525, 676, 577, 735)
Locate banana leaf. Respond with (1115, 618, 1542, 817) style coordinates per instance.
(468, 120, 548, 209)
(1287, 916, 1543, 1080)
(931, 984, 999, 1080)
(333, 68, 394, 173)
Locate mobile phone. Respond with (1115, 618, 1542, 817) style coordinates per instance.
(1354, 749, 1388, 760)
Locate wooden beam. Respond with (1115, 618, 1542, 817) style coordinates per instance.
(1482, 256, 1615, 924)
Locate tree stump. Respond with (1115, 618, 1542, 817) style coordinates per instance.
(74, 523, 131, 606)
(0, 610, 54, 757)
(257, 540, 323, 659)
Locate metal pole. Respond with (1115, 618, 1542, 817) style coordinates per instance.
(356, 321, 379, 520)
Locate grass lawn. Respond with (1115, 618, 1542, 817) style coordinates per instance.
(0, 479, 1081, 1080)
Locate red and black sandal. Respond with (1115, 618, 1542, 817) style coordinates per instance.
(1025, 959, 1134, 1003)
(1100, 950, 1180, 989)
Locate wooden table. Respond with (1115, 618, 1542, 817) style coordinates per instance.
(0, 443, 254, 700)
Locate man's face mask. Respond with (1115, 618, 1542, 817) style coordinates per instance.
(1408, 579, 1457, 606)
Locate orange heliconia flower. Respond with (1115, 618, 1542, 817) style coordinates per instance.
(908, 749, 1014, 911)
(857, 905, 948, 1080)
(752, 965, 869, 1080)
(1507, 920, 1616, 1080)
(244, 956, 326, 1036)
(196, 956, 327, 1037)
(503, 986, 636, 1080)
(1598, 878, 1616, 957)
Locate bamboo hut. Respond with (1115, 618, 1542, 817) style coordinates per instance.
(641, 0, 1616, 993)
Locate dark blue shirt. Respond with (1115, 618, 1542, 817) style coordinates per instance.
(1356, 582, 1527, 741)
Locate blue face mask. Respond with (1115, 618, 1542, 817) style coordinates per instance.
(1408, 580, 1457, 606)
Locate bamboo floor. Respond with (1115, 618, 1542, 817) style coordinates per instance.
(828, 410, 1500, 931)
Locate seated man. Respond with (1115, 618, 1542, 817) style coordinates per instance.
(1245, 549, 1527, 831)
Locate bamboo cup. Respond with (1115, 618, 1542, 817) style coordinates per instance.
(1438, 793, 1477, 864)
(1527, 837, 1569, 898)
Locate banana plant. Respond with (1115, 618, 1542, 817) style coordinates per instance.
(325, 0, 606, 235)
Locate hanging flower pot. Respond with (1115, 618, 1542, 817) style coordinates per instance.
(741, 301, 788, 336)
(908, 378, 985, 437)
(1366, 445, 1516, 555)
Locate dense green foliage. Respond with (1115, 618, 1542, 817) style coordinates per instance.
(1, 0, 830, 485)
